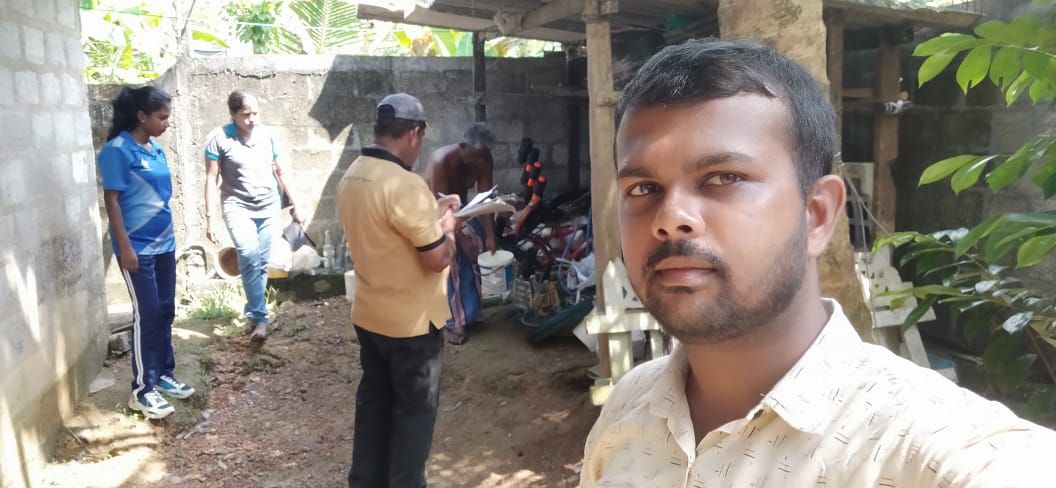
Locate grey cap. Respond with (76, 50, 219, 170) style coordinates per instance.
(377, 93, 426, 123)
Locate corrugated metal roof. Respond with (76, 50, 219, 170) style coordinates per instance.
(358, 0, 979, 43)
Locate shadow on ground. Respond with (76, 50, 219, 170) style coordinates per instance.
(41, 300, 599, 487)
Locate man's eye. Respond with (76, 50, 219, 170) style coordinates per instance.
(703, 173, 743, 186)
(626, 182, 658, 196)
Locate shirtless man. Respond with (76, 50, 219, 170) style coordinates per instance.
(424, 123, 496, 345)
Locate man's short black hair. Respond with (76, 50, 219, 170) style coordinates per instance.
(374, 118, 424, 140)
(462, 122, 495, 149)
(617, 38, 835, 194)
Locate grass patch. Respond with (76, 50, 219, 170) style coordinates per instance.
(480, 370, 527, 399)
(183, 283, 242, 321)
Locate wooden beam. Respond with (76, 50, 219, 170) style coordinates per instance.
(357, 4, 585, 43)
(494, 0, 585, 37)
(472, 32, 486, 122)
(872, 31, 901, 236)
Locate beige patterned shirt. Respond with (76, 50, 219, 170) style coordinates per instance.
(581, 300, 1056, 487)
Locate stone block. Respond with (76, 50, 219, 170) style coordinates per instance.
(32, 112, 52, 148)
(72, 149, 93, 185)
(15, 70, 38, 104)
(22, 26, 44, 65)
(1, 110, 30, 150)
(989, 109, 1036, 154)
(53, 111, 74, 148)
(0, 20, 19, 60)
(45, 31, 65, 68)
(57, 0, 77, 29)
(62, 73, 81, 106)
(66, 37, 84, 69)
(40, 72, 60, 106)
(33, 0, 55, 22)
(0, 66, 11, 106)
(109, 330, 131, 355)
(0, 159, 26, 206)
(940, 109, 991, 153)
(75, 111, 93, 146)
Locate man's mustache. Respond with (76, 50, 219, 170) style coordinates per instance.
(644, 240, 727, 275)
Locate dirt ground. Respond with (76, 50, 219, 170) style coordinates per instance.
(40, 297, 600, 487)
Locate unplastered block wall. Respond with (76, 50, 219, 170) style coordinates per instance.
(0, 1, 108, 487)
(89, 54, 587, 282)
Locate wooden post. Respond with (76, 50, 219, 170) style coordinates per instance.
(567, 52, 583, 190)
(873, 31, 900, 235)
(825, 10, 846, 149)
(472, 31, 486, 122)
(585, 0, 620, 380)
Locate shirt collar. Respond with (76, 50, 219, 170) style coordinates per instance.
(120, 130, 155, 155)
(644, 299, 862, 436)
(362, 146, 412, 171)
(761, 299, 862, 435)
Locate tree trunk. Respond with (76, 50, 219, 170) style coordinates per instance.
(717, 0, 875, 341)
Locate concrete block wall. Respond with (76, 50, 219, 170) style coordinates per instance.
(0, 1, 109, 487)
(89, 54, 587, 282)
(897, 55, 1055, 287)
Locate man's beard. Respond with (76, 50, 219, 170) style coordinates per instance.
(635, 219, 808, 345)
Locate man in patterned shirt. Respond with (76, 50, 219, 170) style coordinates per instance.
(580, 38, 1056, 487)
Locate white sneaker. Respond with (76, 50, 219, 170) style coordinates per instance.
(157, 375, 195, 399)
(129, 389, 175, 419)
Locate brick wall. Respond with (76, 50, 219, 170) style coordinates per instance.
(0, 1, 108, 487)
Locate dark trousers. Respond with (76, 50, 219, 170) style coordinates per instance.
(349, 324, 443, 488)
(121, 252, 177, 398)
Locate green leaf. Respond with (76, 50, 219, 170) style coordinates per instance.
(1023, 50, 1051, 79)
(1004, 211, 1056, 227)
(913, 33, 981, 57)
(900, 245, 949, 268)
(1028, 79, 1054, 103)
(975, 280, 999, 293)
(955, 215, 1004, 256)
(192, 30, 229, 48)
(919, 50, 959, 87)
(986, 223, 1043, 261)
(986, 142, 1041, 193)
(1009, 16, 1042, 39)
(1017, 234, 1056, 267)
(989, 47, 1020, 89)
(962, 310, 993, 343)
(1039, 172, 1056, 199)
(1026, 387, 1056, 422)
(957, 46, 992, 93)
(903, 295, 938, 331)
(974, 21, 1015, 42)
(872, 231, 922, 251)
(1006, 71, 1033, 106)
(983, 332, 1019, 373)
(998, 353, 1036, 393)
(950, 155, 995, 194)
(1002, 311, 1035, 333)
(919, 155, 979, 185)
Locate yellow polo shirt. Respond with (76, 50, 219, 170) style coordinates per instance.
(336, 147, 450, 338)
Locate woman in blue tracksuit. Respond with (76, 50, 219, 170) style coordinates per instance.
(99, 86, 195, 420)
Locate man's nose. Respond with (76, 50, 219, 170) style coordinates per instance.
(651, 189, 704, 240)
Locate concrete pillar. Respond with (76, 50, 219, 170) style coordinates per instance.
(0, 2, 109, 486)
(717, 0, 875, 340)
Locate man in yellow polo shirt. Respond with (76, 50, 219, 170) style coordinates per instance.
(336, 93, 460, 488)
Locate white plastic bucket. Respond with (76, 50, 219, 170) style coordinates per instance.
(478, 250, 514, 297)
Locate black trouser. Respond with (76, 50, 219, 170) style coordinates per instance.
(349, 324, 443, 488)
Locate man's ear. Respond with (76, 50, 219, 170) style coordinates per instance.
(805, 174, 846, 258)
